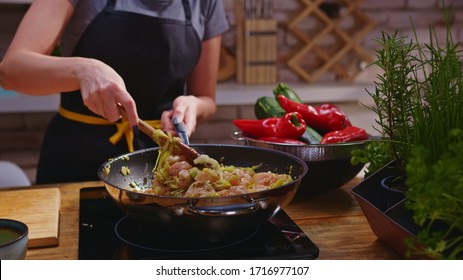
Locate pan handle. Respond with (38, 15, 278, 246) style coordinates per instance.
(230, 131, 246, 142)
(184, 198, 269, 217)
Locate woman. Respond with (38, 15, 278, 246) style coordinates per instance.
(0, 0, 229, 184)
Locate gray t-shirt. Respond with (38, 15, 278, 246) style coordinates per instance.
(60, 0, 229, 56)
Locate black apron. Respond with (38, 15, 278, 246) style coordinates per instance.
(36, 0, 201, 184)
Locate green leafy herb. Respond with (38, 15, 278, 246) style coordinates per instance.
(351, 29, 419, 176)
(404, 11, 463, 258)
(354, 3, 463, 259)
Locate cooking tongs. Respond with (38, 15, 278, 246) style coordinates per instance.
(117, 104, 199, 163)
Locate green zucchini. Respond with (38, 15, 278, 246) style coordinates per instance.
(299, 126, 322, 144)
(254, 96, 285, 119)
(272, 83, 303, 103)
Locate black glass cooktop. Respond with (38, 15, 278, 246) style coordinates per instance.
(78, 187, 319, 260)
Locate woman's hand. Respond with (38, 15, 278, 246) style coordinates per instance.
(161, 95, 199, 137)
(161, 35, 222, 138)
(0, 0, 140, 128)
(77, 59, 138, 127)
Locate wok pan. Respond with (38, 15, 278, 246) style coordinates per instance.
(98, 144, 308, 237)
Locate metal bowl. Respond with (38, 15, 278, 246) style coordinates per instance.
(231, 132, 367, 197)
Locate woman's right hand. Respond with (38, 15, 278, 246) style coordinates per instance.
(0, 0, 138, 130)
(77, 58, 139, 128)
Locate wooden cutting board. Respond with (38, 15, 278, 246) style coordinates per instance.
(0, 188, 60, 248)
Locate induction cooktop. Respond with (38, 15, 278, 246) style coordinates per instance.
(78, 186, 319, 260)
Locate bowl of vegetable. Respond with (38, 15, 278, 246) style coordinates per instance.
(232, 132, 367, 197)
(232, 83, 369, 197)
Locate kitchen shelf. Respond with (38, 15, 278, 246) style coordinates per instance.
(0, 82, 373, 113)
(0, 87, 59, 113)
(0, 0, 32, 3)
(216, 81, 373, 105)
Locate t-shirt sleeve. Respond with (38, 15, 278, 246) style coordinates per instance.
(202, 0, 229, 40)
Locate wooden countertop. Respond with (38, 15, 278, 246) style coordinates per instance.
(2, 178, 399, 260)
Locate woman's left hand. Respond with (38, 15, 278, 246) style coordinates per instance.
(161, 95, 199, 137)
(161, 35, 221, 138)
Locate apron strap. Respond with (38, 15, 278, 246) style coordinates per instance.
(58, 106, 161, 152)
(182, 0, 192, 24)
(107, 0, 116, 9)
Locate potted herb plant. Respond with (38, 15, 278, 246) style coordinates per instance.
(351, 7, 463, 259)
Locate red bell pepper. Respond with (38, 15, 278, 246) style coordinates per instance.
(258, 136, 306, 145)
(320, 126, 369, 144)
(318, 103, 352, 127)
(233, 112, 306, 139)
(277, 95, 351, 134)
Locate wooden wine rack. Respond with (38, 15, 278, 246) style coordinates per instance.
(286, 0, 376, 83)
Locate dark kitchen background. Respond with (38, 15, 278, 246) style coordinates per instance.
(1, 0, 462, 184)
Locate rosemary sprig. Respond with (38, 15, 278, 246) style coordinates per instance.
(352, 31, 419, 176)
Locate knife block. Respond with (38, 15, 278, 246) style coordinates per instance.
(235, 4, 277, 84)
